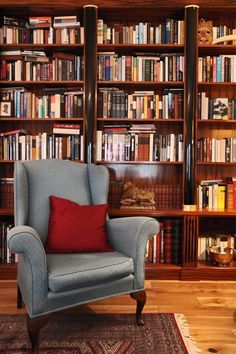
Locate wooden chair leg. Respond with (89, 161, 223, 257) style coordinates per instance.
(26, 314, 49, 352)
(130, 290, 146, 326)
(17, 284, 23, 309)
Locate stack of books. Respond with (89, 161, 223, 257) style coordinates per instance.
(146, 220, 182, 265)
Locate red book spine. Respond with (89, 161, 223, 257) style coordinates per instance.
(159, 222, 165, 264)
(233, 181, 236, 209)
(155, 230, 161, 264)
(164, 220, 172, 264)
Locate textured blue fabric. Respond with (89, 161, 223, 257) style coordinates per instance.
(88, 164, 109, 205)
(47, 251, 134, 293)
(14, 163, 28, 226)
(7, 226, 48, 316)
(15, 160, 92, 243)
(107, 217, 159, 289)
(47, 275, 135, 315)
(8, 160, 159, 319)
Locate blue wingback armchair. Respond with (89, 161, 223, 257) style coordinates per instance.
(8, 160, 159, 350)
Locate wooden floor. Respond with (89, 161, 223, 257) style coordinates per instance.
(0, 280, 236, 354)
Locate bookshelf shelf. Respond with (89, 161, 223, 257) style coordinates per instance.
(0, 81, 84, 86)
(198, 44, 236, 54)
(97, 118, 183, 122)
(109, 208, 236, 217)
(97, 43, 184, 53)
(0, 44, 84, 49)
(198, 82, 236, 87)
(0, 264, 17, 280)
(197, 162, 236, 165)
(0, 118, 84, 121)
(0, 160, 15, 163)
(97, 161, 184, 165)
(97, 81, 184, 87)
(0, 118, 84, 122)
(197, 120, 236, 124)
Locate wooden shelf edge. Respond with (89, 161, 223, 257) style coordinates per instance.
(0, 118, 84, 121)
(0, 81, 84, 85)
(109, 208, 236, 217)
(98, 81, 184, 85)
(197, 119, 236, 123)
(145, 261, 236, 281)
(0, 44, 84, 48)
(98, 161, 183, 165)
(97, 118, 183, 122)
(198, 82, 236, 86)
(98, 44, 184, 48)
(0, 264, 17, 280)
(197, 162, 236, 165)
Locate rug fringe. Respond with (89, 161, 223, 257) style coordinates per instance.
(174, 313, 202, 354)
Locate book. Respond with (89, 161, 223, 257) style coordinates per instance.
(53, 124, 80, 135)
(0, 128, 27, 136)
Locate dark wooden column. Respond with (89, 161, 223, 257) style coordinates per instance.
(183, 215, 199, 266)
(183, 5, 199, 210)
(84, 5, 97, 164)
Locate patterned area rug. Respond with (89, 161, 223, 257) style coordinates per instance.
(0, 313, 201, 354)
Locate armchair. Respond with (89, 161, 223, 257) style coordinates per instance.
(8, 160, 159, 351)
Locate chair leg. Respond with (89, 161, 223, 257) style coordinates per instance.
(130, 290, 146, 326)
(17, 284, 23, 309)
(26, 314, 49, 352)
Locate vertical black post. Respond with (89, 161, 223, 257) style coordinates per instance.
(84, 5, 97, 164)
(183, 5, 199, 210)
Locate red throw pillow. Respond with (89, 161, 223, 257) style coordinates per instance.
(45, 195, 112, 253)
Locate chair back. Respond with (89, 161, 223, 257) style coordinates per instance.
(14, 160, 109, 243)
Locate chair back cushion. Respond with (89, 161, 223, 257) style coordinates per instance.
(45, 196, 112, 253)
(14, 160, 109, 243)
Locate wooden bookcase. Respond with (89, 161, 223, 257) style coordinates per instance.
(0, 0, 235, 281)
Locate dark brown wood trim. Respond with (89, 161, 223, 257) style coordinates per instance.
(183, 5, 199, 207)
(84, 5, 97, 163)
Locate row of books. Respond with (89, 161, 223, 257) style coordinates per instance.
(145, 220, 182, 265)
(197, 137, 236, 163)
(198, 93, 236, 120)
(97, 53, 184, 82)
(197, 178, 236, 210)
(198, 55, 236, 83)
(96, 128, 183, 162)
(0, 15, 84, 44)
(198, 234, 235, 261)
(211, 24, 236, 43)
(0, 87, 83, 119)
(98, 88, 184, 119)
(108, 181, 182, 210)
(97, 19, 185, 44)
(0, 51, 83, 81)
(0, 178, 13, 209)
(0, 222, 15, 264)
(0, 126, 83, 161)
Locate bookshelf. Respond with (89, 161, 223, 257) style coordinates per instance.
(0, 3, 85, 277)
(0, 0, 235, 281)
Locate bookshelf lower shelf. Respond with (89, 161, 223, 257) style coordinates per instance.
(145, 261, 236, 281)
(0, 264, 17, 279)
(1, 262, 236, 281)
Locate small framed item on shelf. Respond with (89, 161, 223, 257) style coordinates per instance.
(0, 101, 13, 118)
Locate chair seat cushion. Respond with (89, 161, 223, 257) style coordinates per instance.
(47, 251, 134, 293)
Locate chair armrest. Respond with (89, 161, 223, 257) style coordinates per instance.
(8, 225, 48, 316)
(106, 217, 159, 289)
